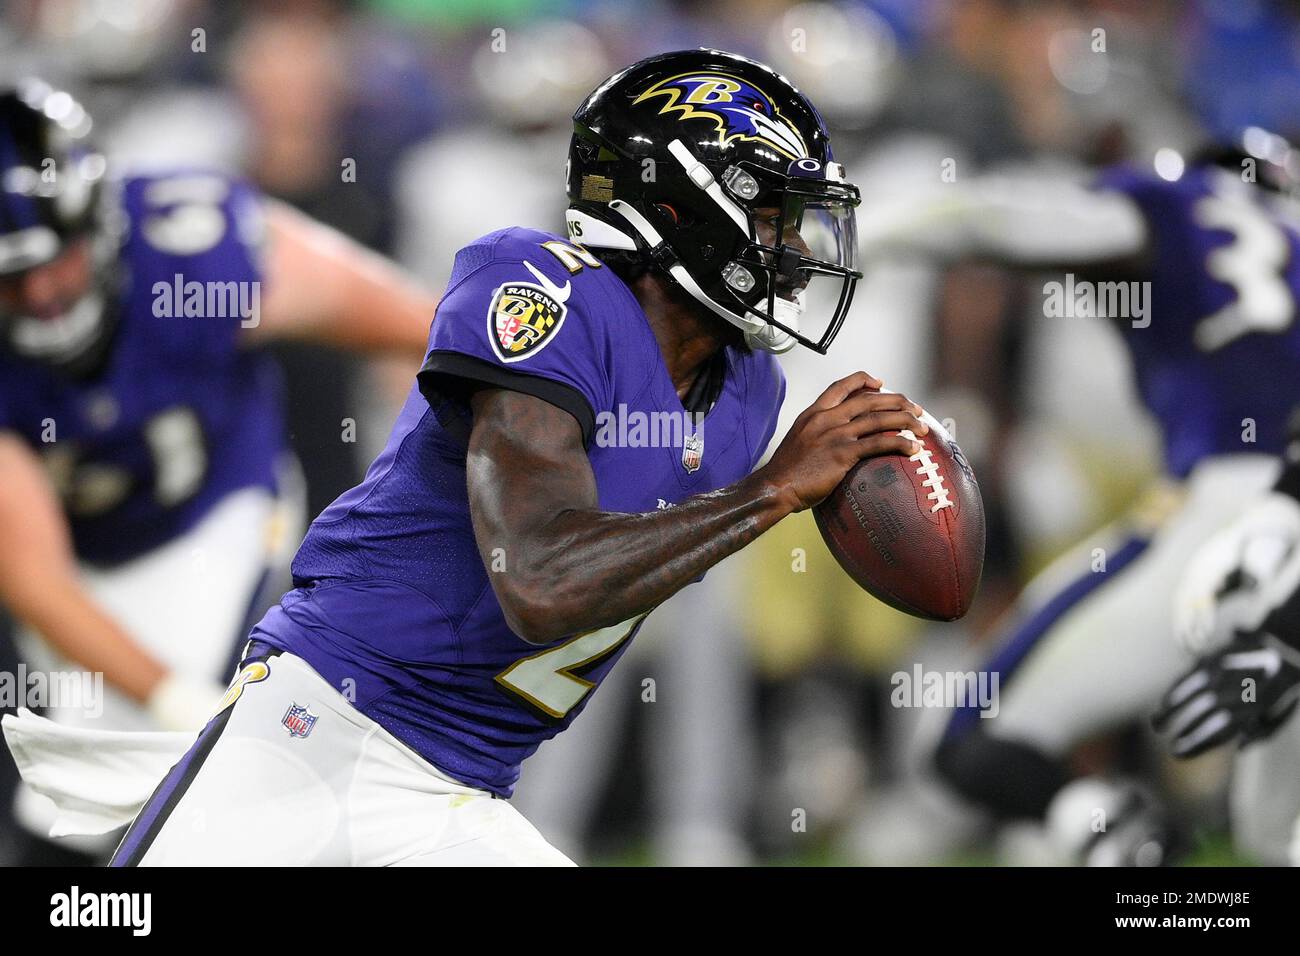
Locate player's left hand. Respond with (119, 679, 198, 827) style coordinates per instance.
(1153, 628, 1300, 758)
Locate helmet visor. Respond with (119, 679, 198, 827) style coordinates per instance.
(729, 169, 861, 353)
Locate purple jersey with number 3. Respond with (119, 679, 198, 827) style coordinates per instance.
(253, 227, 785, 796)
(1095, 165, 1300, 476)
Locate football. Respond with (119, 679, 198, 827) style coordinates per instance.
(813, 408, 985, 621)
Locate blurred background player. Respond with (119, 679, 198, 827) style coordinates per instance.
(1156, 410, 1300, 864)
(861, 127, 1300, 863)
(0, 78, 436, 864)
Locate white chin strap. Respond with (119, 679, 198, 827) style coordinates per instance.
(9, 292, 106, 363)
(570, 200, 800, 354)
(753, 292, 803, 354)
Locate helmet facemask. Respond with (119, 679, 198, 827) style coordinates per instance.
(576, 141, 861, 354)
(712, 155, 860, 353)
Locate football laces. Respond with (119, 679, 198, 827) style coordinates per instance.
(899, 429, 953, 513)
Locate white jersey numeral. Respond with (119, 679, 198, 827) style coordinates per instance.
(141, 175, 230, 256)
(144, 407, 208, 507)
(540, 239, 602, 274)
(45, 405, 208, 517)
(495, 614, 645, 718)
(1193, 193, 1296, 351)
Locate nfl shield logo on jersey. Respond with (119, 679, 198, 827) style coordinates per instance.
(682, 432, 704, 473)
(282, 702, 318, 738)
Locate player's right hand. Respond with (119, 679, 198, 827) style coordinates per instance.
(1173, 491, 1300, 656)
(146, 672, 227, 732)
(758, 371, 927, 512)
(1153, 628, 1300, 758)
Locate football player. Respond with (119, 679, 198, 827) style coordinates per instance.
(0, 80, 436, 860)
(1154, 411, 1300, 863)
(67, 49, 931, 866)
(859, 130, 1300, 864)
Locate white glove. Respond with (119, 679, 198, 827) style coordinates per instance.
(144, 672, 226, 733)
(1174, 492, 1300, 656)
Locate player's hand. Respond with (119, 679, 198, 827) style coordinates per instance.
(1173, 492, 1300, 656)
(145, 673, 226, 732)
(1153, 628, 1300, 758)
(757, 371, 927, 512)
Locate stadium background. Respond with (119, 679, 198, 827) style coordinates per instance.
(0, 0, 1294, 865)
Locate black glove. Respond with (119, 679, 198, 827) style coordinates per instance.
(1153, 628, 1300, 758)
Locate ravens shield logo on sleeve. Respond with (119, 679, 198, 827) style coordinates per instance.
(488, 281, 568, 363)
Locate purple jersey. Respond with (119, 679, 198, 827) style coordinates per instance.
(0, 171, 284, 565)
(1095, 165, 1300, 476)
(252, 227, 785, 796)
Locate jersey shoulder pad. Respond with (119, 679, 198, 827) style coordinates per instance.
(440, 226, 626, 355)
(421, 227, 624, 443)
(1094, 163, 1207, 210)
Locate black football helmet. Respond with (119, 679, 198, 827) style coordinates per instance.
(0, 78, 116, 369)
(1196, 126, 1300, 197)
(566, 49, 861, 354)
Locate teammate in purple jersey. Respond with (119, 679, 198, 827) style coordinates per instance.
(90, 49, 929, 866)
(858, 130, 1300, 863)
(0, 80, 436, 863)
(1092, 159, 1300, 477)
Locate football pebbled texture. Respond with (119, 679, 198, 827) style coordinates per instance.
(813, 410, 985, 621)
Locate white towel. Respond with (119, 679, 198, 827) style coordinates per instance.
(2, 708, 194, 837)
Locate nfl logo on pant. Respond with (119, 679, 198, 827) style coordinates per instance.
(282, 702, 318, 738)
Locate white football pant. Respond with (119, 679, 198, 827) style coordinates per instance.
(111, 647, 574, 866)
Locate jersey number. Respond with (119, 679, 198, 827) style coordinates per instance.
(1192, 193, 1296, 351)
(140, 175, 231, 256)
(541, 239, 602, 275)
(45, 406, 208, 518)
(495, 614, 646, 718)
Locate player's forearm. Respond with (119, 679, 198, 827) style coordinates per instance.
(495, 473, 795, 643)
(0, 434, 168, 703)
(1, 578, 167, 703)
(860, 178, 1148, 271)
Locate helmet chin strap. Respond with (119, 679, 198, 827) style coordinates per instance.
(593, 199, 799, 354)
(754, 292, 803, 354)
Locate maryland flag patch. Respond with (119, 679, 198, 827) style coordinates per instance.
(488, 280, 568, 362)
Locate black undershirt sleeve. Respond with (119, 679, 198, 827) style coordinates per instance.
(417, 350, 597, 447)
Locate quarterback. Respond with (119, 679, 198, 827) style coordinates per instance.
(0, 80, 436, 862)
(31, 48, 930, 866)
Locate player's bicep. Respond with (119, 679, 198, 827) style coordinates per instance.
(465, 387, 598, 558)
(247, 200, 434, 348)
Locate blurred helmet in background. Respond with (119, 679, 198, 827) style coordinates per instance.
(762, 2, 899, 132)
(0, 78, 117, 369)
(566, 48, 862, 354)
(471, 20, 610, 131)
(1195, 126, 1300, 198)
